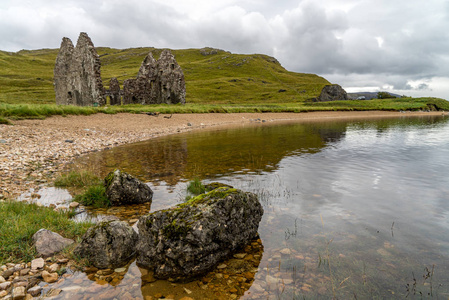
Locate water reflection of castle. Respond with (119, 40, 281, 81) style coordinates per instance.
(75, 122, 347, 186)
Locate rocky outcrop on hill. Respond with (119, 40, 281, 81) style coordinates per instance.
(123, 50, 186, 105)
(105, 169, 153, 206)
(32, 229, 74, 257)
(136, 186, 263, 280)
(54, 32, 105, 106)
(317, 84, 348, 102)
(74, 220, 138, 269)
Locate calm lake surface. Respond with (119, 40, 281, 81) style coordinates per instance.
(62, 115, 449, 298)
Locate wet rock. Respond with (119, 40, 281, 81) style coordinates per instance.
(74, 220, 138, 269)
(104, 169, 153, 206)
(32, 229, 74, 257)
(137, 187, 263, 279)
(317, 84, 348, 102)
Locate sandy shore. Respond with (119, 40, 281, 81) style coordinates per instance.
(0, 111, 445, 198)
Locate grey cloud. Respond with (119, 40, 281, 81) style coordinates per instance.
(0, 0, 448, 99)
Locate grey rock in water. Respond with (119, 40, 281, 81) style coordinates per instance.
(104, 169, 153, 206)
(317, 84, 348, 102)
(108, 77, 121, 105)
(74, 220, 138, 269)
(54, 32, 105, 106)
(123, 50, 185, 105)
(32, 229, 74, 257)
(136, 187, 263, 280)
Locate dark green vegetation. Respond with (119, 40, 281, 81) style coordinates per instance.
(1, 47, 447, 120)
(55, 170, 110, 208)
(0, 200, 91, 265)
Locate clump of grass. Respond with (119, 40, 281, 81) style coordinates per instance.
(54, 170, 101, 187)
(0, 200, 92, 265)
(0, 116, 12, 125)
(187, 177, 206, 195)
(185, 177, 206, 201)
(74, 185, 110, 208)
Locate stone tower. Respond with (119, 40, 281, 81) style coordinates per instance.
(123, 50, 186, 105)
(54, 32, 105, 106)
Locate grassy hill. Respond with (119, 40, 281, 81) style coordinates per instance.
(0, 47, 329, 105)
(1, 46, 448, 121)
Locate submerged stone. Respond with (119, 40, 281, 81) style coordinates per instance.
(136, 187, 263, 280)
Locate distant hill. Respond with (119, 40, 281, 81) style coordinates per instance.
(0, 47, 330, 105)
(347, 91, 402, 100)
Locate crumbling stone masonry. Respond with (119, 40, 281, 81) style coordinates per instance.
(123, 50, 186, 105)
(54, 33, 186, 106)
(54, 32, 106, 106)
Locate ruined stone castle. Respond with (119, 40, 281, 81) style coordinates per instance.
(54, 32, 186, 106)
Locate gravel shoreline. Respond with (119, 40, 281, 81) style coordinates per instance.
(0, 111, 445, 199)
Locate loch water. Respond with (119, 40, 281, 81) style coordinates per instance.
(47, 115, 449, 299)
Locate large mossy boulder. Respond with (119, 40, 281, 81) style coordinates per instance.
(74, 220, 138, 269)
(136, 187, 264, 280)
(105, 169, 153, 206)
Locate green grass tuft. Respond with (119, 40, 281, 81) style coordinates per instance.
(186, 177, 206, 196)
(0, 116, 12, 125)
(0, 200, 92, 264)
(74, 185, 110, 208)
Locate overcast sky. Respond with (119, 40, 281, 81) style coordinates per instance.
(1, 0, 448, 99)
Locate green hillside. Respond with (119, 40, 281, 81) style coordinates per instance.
(0, 47, 329, 105)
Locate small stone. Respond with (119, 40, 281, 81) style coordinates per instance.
(69, 202, 79, 209)
(244, 272, 254, 280)
(217, 264, 227, 269)
(280, 248, 292, 255)
(83, 266, 98, 273)
(0, 276, 5, 283)
(183, 288, 192, 294)
(48, 263, 59, 273)
(57, 258, 69, 264)
(19, 269, 30, 276)
(0, 290, 7, 297)
(114, 267, 126, 273)
(2, 268, 14, 279)
(97, 269, 114, 276)
(31, 258, 44, 270)
(0, 281, 12, 290)
(41, 271, 58, 283)
(27, 285, 42, 297)
(233, 253, 246, 259)
(65, 140, 74, 143)
(12, 286, 26, 300)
